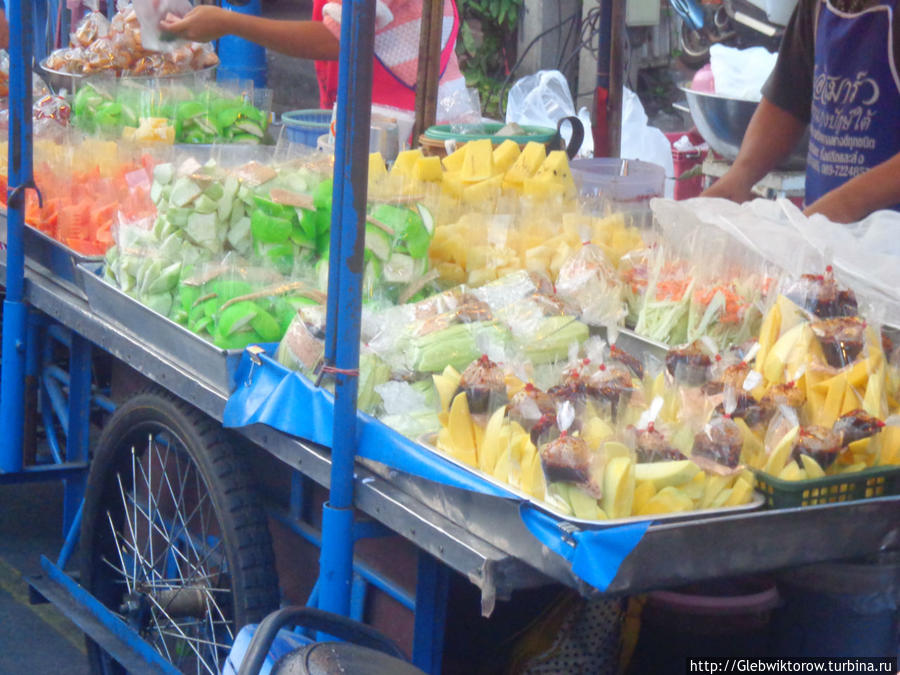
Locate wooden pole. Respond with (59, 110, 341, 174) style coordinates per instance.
(607, 0, 626, 158)
(413, 0, 445, 146)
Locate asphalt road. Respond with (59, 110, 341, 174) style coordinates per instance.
(0, 482, 90, 674)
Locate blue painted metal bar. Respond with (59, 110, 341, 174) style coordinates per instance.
(351, 519, 394, 542)
(0, 463, 88, 484)
(1, 0, 35, 474)
(42, 373, 68, 437)
(217, 0, 267, 87)
(56, 498, 82, 570)
(270, 509, 416, 611)
(350, 573, 367, 623)
(412, 553, 450, 675)
(47, 323, 72, 348)
(92, 393, 116, 413)
(289, 470, 307, 521)
(25, 310, 40, 378)
(318, 0, 376, 619)
(40, 396, 64, 464)
(39, 556, 182, 675)
(63, 333, 91, 537)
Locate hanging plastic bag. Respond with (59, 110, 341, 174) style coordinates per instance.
(505, 70, 593, 157)
(134, 0, 193, 53)
(620, 87, 674, 184)
(709, 44, 777, 101)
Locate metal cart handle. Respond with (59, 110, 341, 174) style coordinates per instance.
(237, 606, 407, 675)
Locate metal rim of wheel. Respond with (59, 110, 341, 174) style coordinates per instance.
(80, 389, 279, 674)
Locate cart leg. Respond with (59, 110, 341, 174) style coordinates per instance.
(23, 310, 41, 466)
(412, 552, 449, 675)
(62, 333, 91, 536)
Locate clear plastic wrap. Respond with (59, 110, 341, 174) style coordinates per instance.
(133, 0, 193, 52)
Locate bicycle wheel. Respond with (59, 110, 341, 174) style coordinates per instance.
(80, 388, 279, 674)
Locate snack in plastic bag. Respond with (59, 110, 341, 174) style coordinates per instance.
(71, 11, 111, 49)
(455, 354, 508, 415)
(691, 415, 743, 474)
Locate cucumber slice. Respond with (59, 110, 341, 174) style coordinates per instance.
(227, 216, 252, 252)
(153, 163, 175, 185)
(382, 253, 417, 284)
(142, 292, 173, 317)
(365, 224, 392, 261)
(193, 194, 218, 214)
(170, 177, 202, 207)
(417, 203, 435, 234)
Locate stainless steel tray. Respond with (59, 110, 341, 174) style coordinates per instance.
(78, 262, 244, 393)
(590, 324, 670, 362)
(418, 433, 763, 529)
(0, 209, 102, 299)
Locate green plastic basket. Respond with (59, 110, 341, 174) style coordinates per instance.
(753, 465, 900, 508)
(423, 122, 559, 144)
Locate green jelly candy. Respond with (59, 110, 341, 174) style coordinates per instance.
(403, 221, 431, 260)
(217, 301, 260, 337)
(298, 208, 318, 239)
(214, 330, 262, 351)
(250, 309, 282, 342)
(313, 179, 333, 210)
(251, 209, 292, 244)
(176, 100, 205, 120)
(209, 279, 254, 301)
(179, 284, 202, 312)
(191, 315, 212, 335)
(253, 195, 296, 220)
(290, 224, 316, 249)
(217, 108, 240, 130)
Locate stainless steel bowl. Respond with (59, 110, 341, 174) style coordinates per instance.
(37, 61, 217, 95)
(679, 84, 809, 171)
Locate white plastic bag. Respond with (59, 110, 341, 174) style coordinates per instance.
(620, 87, 674, 183)
(651, 196, 900, 325)
(505, 70, 593, 157)
(134, 0, 193, 52)
(709, 44, 778, 100)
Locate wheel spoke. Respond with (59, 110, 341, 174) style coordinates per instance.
(144, 592, 216, 674)
(106, 510, 133, 594)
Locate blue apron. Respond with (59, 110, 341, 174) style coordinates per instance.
(806, 0, 900, 207)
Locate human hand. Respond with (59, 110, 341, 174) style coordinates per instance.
(700, 172, 755, 203)
(803, 189, 867, 224)
(159, 5, 231, 43)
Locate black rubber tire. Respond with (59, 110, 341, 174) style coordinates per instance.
(80, 387, 279, 674)
(678, 21, 712, 67)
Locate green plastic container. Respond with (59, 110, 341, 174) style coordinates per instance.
(753, 465, 900, 508)
(423, 122, 559, 145)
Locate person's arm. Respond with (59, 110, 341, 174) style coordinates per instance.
(160, 6, 340, 60)
(701, 97, 807, 202)
(804, 152, 900, 222)
(0, 13, 8, 50)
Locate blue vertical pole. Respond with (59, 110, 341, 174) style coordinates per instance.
(216, 0, 267, 88)
(63, 334, 91, 535)
(1, 0, 35, 473)
(318, 0, 375, 619)
(412, 553, 450, 674)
